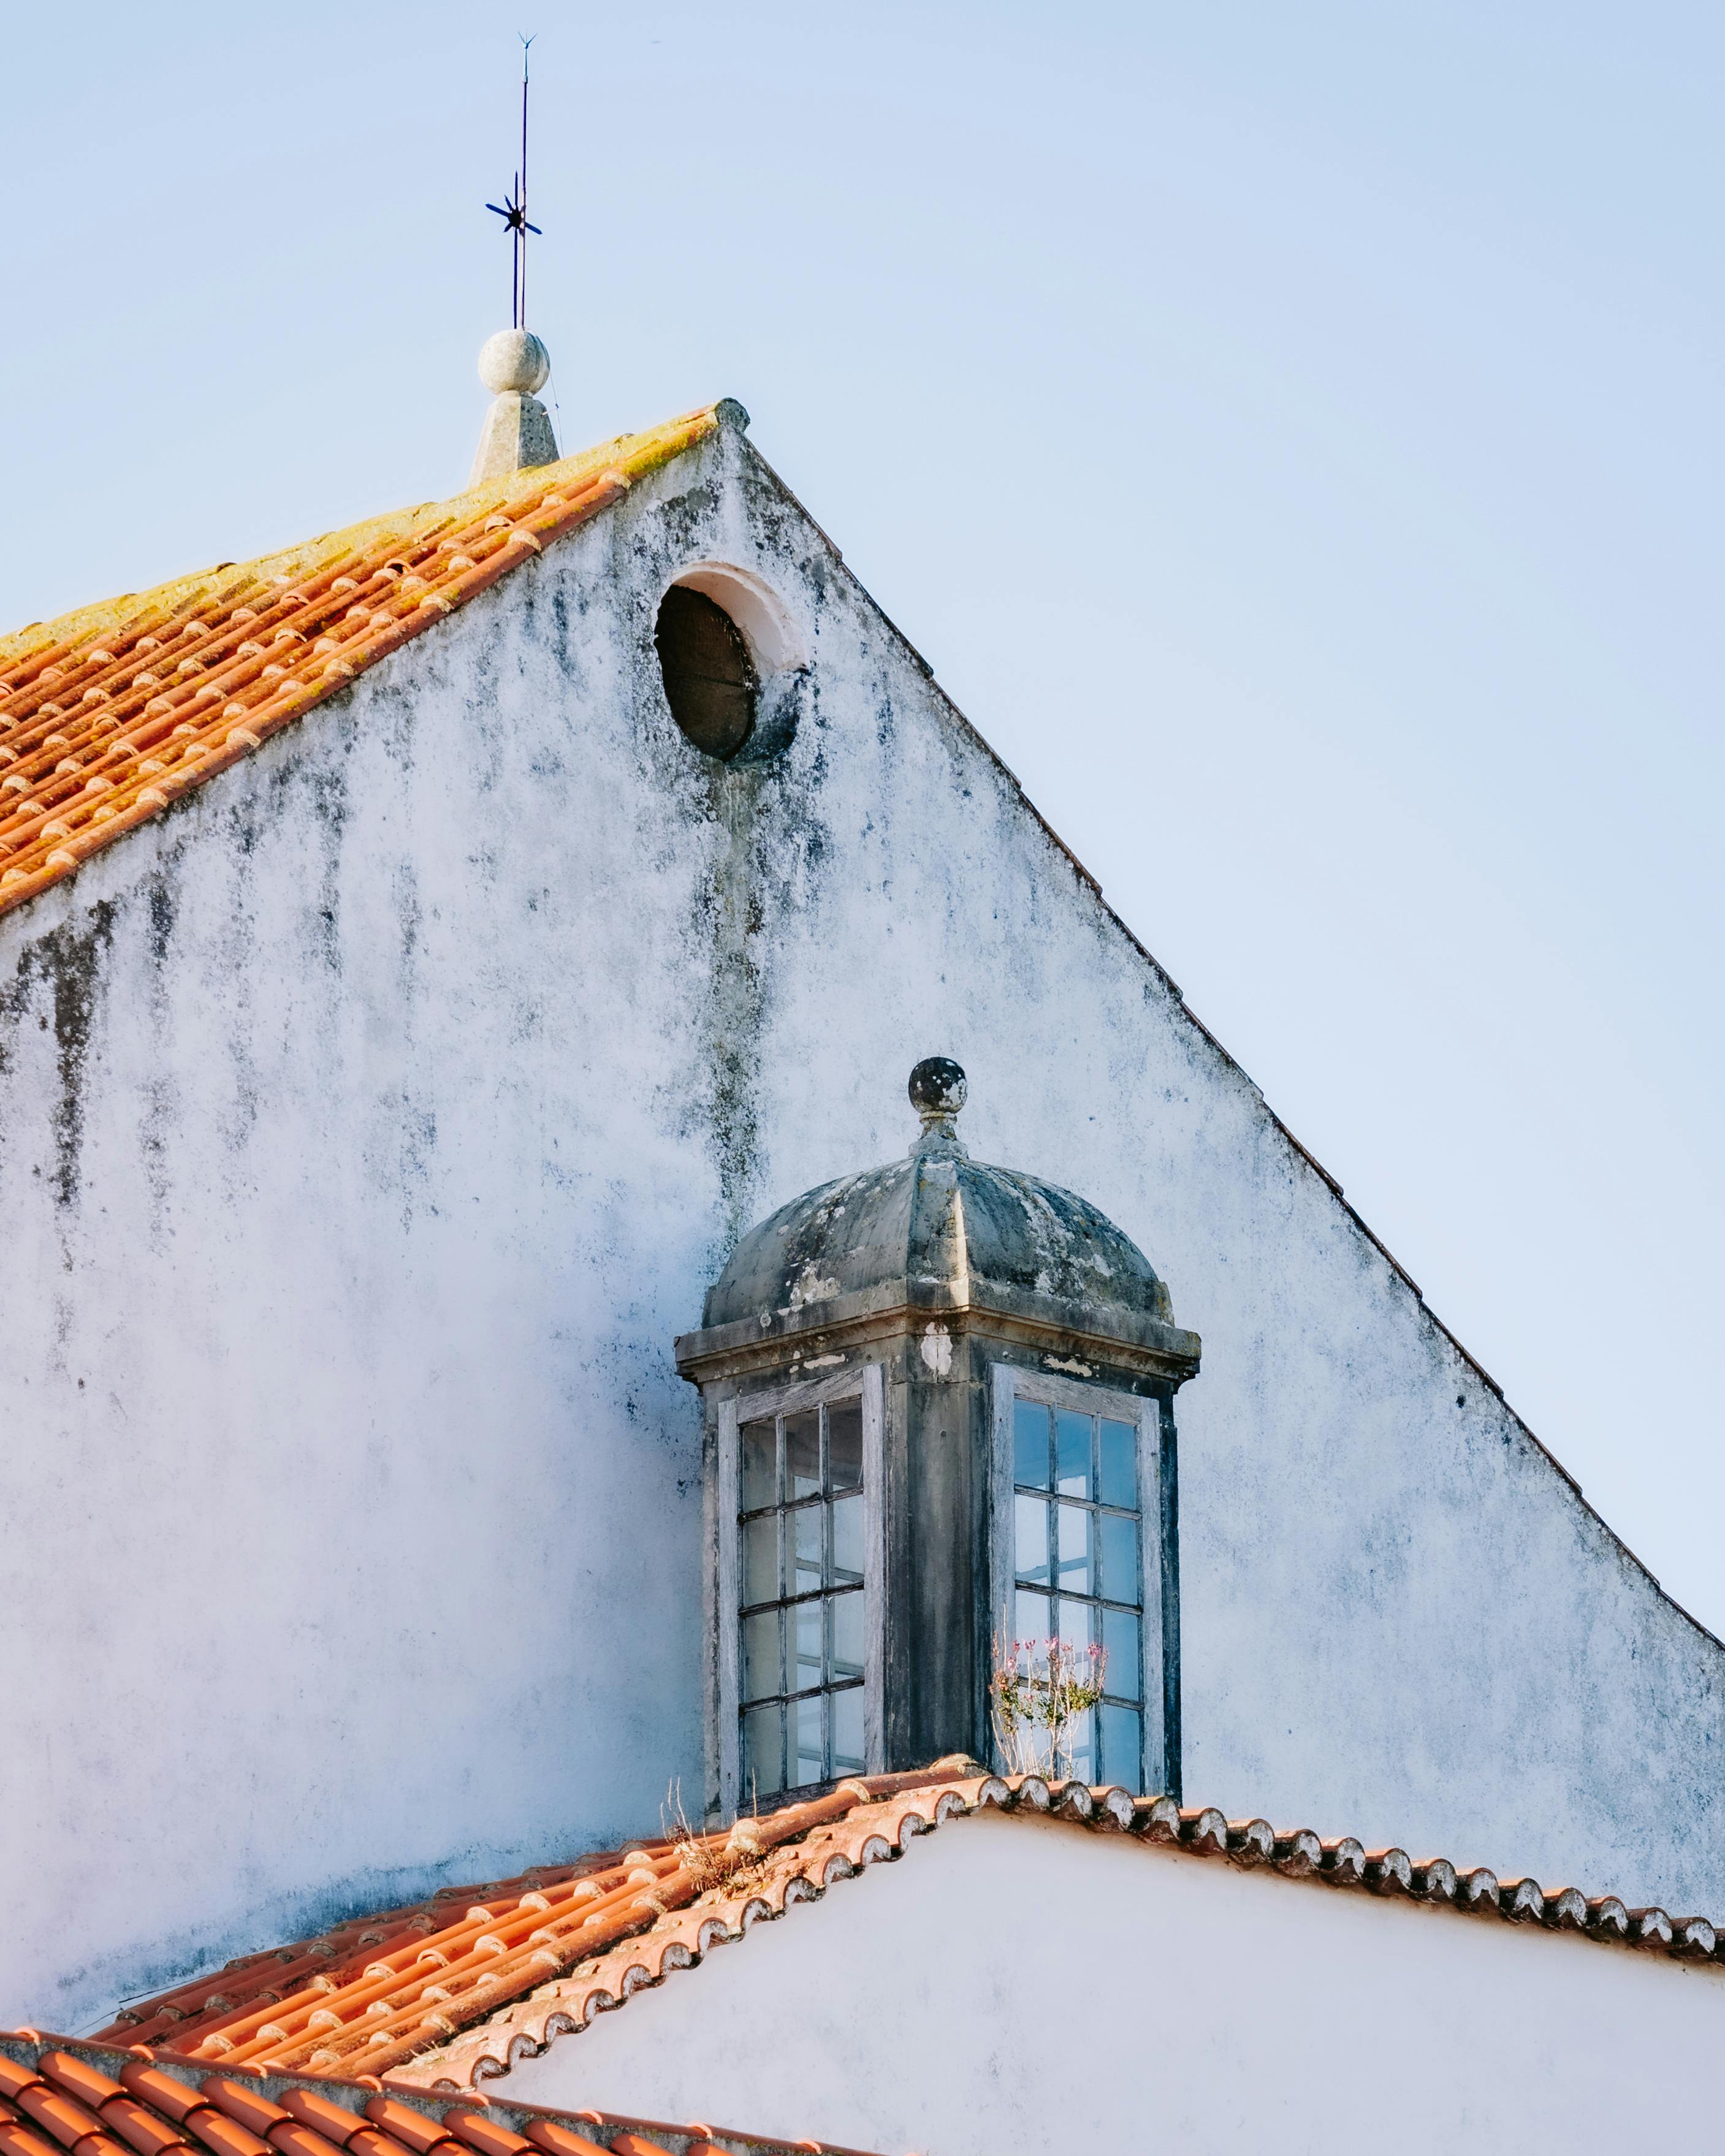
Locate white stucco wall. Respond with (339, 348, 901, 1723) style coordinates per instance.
(2, 414, 1721, 2029)
(495, 1807, 1725, 2155)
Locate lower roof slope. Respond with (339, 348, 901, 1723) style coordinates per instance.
(86, 1766, 1724, 2095)
(0, 407, 727, 925)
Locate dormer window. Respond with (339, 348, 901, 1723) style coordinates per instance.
(679, 1062, 1199, 1815)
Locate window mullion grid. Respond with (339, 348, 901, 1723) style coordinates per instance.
(1009, 1391, 1157, 1789)
(742, 1395, 872, 1795)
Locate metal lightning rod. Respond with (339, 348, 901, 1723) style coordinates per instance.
(484, 36, 541, 329)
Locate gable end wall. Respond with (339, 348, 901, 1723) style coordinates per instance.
(0, 421, 1718, 2027)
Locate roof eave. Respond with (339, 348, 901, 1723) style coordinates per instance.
(674, 1276, 1202, 1387)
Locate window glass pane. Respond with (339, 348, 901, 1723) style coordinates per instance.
(791, 1503, 823, 1596)
(828, 1399, 863, 1491)
(1100, 1702, 1141, 1789)
(1102, 1604, 1140, 1702)
(830, 1685, 865, 1776)
(791, 1598, 823, 1694)
(1099, 1512, 1138, 1606)
(742, 1512, 779, 1607)
(1015, 1494, 1051, 1587)
(1013, 1399, 1051, 1489)
(742, 1608, 780, 1702)
(1015, 1587, 1051, 1649)
(1099, 1418, 1138, 1510)
(830, 1493, 865, 1586)
(793, 1691, 824, 1786)
(1056, 1597, 1094, 1655)
(740, 1418, 777, 1510)
(1057, 1501, 1094, 1594)
(831, 1587, 866, 1681)
(1056, 1410, 1092, 1498)
(742, 1703, 783, 1798)
(1067, 1704, 1096, 1783)
(785, 1410, 821, 1501)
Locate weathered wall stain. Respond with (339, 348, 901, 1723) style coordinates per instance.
(0, 900, 118, 1217)
(705, 760, 768, 1251)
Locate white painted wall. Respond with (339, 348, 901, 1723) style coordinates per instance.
(2, 414, 1721, 2031)
(497, 1807, 1725, 2156)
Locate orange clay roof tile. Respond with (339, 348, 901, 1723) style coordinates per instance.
(0, 2123, 63, 2156)
(0, 407, 724, 925)
(264, 2127, 343, 2156)
(268, 2098, 363, 2150)
(194, 2089, 290, 2140)
(0, 2044, 874, 2156)
(515, 2129, 604, 2156)
(439, 2119, 527, 2156)
(114, 2078, 204, 2131)
(84, 2100, 184, 2156)
(12, 2085, 105, 2147)
(181, 2115, 269, 2156)
(32, 2069, 124, 2123)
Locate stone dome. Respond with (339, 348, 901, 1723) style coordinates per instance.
(695, 1060, 1198, 1368)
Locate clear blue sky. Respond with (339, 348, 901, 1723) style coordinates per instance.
(4, 2, 1721, 1628)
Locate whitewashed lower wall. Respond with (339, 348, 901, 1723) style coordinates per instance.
(497, 1808, 1725, 2156)
(0, 416, 1721, 2030)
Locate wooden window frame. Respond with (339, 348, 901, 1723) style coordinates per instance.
(988, 1362, 1181, 1800)
(714, 1361, 887, 1816)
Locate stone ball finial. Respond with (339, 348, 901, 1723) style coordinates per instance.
(478, 328, 551, 397)
(909, 1057, 967, 1120)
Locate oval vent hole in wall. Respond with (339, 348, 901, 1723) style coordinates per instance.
(656, 585, 759, 761)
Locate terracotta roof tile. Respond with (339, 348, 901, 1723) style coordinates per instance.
(12, 2081, 107, 2148)
(514, 2127, 604, 2156)
(83, 2099, 183, 2156)
(0, 2121, 63, 2156)
(33, 2063, 123, 2116)
(0, 406, 726, 925)
(439, 2117, 527, 2156)
(0, 2043, 874, 2156)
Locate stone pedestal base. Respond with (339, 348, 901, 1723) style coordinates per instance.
(470, 390, 559, 486)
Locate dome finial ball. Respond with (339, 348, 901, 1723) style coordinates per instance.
(908, 1057, 967, 1120)
(478, 327, 551, 397)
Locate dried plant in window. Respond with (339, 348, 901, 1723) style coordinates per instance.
(991, 1631, 1108, 1779)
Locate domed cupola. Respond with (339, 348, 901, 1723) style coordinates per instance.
(695, 1057, 1195, 1364)
(677, 1062, 1201, 1816)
